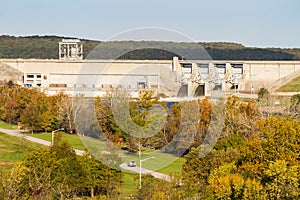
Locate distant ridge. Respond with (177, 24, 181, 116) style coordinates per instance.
(0, 35, 299, 60)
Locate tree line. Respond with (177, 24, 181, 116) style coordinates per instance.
(94, 89, 300, 199)
(0, 35, 300, 60)
(0, 84, 299, 199)
(129, 95, 299, 199)
(180, 96, 300, 199)
(0, 84, 79, 133)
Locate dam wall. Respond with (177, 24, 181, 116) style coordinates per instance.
(1, 58, 300, 97)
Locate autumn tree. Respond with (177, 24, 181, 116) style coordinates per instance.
(211, 116, 300, 199)
(240, 116, 300, 177)
(0, 85, 22, 124)
(136, 174, 187, 200)
(182, 115, 300, 199)
(223, 96, 261, 138)
(95, 93, 127, 143)
(190, 97, 213, 148)
(289, 94, 300, 118)
(56, 93, 85, 133)
(0, 85, 59, 132)
(0, 162, 31, 200)
(19, 89, 56, 132)
(182, 145, 241, 198)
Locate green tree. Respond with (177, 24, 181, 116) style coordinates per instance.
(80, 155, 122, 198)
(95, 93, 126, 144)
(18, 88, 56, 132)
(257, 87, 270, 102)
(21, 140, 84, 198)
(0, 136, 122, 199)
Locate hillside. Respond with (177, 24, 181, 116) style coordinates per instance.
(0, 35, 299, 60)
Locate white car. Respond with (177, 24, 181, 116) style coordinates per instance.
(127, 160, 136, 167)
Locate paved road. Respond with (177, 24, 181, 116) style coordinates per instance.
(120, 163, 171, 182)
(0, 128, 171, 181)
(0, 128, 87, 156)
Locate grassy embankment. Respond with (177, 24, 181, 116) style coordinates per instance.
(0, 121, 40, 168)
(0, 132, 41, 169)
(277, 76, 300, 92)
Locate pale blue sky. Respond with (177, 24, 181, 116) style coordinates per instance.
(1, 0, 299, 47)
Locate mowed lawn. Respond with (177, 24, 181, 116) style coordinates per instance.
(0, 121, 17, 130)
(27, 132, 110, 153)
(27, 133, 185, 172)
(28, 133, 182, 173)
(121, 149, 185, 175)
(0, 121, 185, 175)
(121, 172, 138, 196)
(0, 132, 42, 169)
(28, 132, 87, 150)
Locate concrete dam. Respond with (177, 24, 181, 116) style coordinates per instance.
(1, 57, 300, 98)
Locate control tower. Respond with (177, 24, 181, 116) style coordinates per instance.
(59, 39, 83, 60)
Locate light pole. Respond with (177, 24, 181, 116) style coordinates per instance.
(51, 128, 64, 145)
(251, 86, 254, 99)
(139, 156, 155, 189)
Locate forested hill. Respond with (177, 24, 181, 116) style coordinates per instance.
(0, 35, 300, 60)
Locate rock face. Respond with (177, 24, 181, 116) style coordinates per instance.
(0, 62, 23, 85)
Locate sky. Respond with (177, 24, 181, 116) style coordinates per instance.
(0, 0, 299, 48)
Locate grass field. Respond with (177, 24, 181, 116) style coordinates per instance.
(0, 121, 17, 130)
(28, 132, 87, 150)
(0, 120, 184, 175)
(121, 172, 138, 196)
(119, 157, 184, 195)
(121, 150, 184, 174)
(0, 132, 41, 169)
(277, 76, 300, 92)
(27, 132, 108, 152)
(28, 133, 184, 174)
(157, 157, 184, 175)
